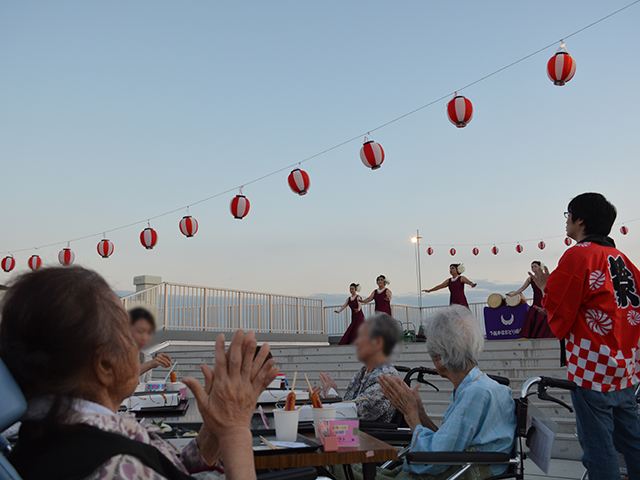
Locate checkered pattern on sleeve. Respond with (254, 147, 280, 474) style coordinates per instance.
(566, 332, 640, 392)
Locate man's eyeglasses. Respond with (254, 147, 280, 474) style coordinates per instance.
(564, 211, 571, 219)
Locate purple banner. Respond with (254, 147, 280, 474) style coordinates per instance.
(484, 304, 529, 340)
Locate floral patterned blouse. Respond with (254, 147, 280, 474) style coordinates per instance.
(343, 362, 399, 423)
(69, 408, 210, 479)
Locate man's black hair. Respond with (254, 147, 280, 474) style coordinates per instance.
(568, 192, 617, 236)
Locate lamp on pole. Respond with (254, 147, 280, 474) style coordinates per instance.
(411, 230, 423, 310)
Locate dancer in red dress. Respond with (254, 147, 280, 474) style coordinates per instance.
(424, 264, 476, 308)
(507, 261, 554, 339)
(361, 275, 392, 315)
(335, 283, 365, 345)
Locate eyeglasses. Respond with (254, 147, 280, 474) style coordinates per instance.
(564, 211, 571, 219)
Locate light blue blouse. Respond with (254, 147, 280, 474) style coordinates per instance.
(405, 366, 516, 476)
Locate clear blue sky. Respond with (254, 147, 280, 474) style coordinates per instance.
(1, 1, 639, 307)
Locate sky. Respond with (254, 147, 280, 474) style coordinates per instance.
(1, 1, 639, 308)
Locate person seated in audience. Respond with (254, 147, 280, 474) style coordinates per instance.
(313, 313, 401, 423)
(0, 266, 278, 480)
(129, 307, 172, 383)
(375, 305, 517, 480)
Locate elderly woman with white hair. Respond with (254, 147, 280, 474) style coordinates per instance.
(375, 305, 517, 480)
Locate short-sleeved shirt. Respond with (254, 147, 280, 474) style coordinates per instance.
(406, 366, 516, 476)
(343, 362, 399, 423)
(139, 351, 153, 383)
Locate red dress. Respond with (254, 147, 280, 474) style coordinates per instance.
(339, 296, 365, 345)
(519, 280, 554, 338)
(448, 277, 469, 308)
(374, 288, 392, 315)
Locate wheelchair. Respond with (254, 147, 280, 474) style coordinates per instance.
(0, 358, 316, 480)
(397, 374, 577, 480)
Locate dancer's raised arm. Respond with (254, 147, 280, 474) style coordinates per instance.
(507, 277, 531, 297)
(460, 276, 477, 288)
(423, 278, 449, 293)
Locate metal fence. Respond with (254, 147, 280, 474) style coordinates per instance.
(121, 283, 325, 334)
(121, 283, 527, 336)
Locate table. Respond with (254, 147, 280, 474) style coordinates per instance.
(253, 432, 397, 480)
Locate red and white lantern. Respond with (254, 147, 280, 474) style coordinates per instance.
(547, 47, 576, 86)
(472, 247, 479, 256)
(491, 245, 499, 255)
(2, 255, 16, 272)
(450, 247, 456, 256)
(564, 237, 572, 246)
(538, 241, 546, 250)
(140, 227, 158, 250)
(287, 168, 310, 196)
(446, 95, 473, 128)
(620, 226, 629, 235)
(97, 239, 114, 258)
(516, 244, 524, 254)
(179, 216, 199, 237)
(230, 195, 250, 219)
(58, 248, 75, 266)
(360, 140, 385, 170)
(28, 255, 42, 271)
(426, 246, 434, 255)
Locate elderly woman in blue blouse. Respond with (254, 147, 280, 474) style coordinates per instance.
(375, 305, 517, 480)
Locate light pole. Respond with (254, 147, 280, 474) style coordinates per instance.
(411, 230, 423, 310)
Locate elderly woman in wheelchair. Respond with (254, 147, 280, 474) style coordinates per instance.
(370, 305, 517, 480)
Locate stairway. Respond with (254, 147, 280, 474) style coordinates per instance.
(154, 337, 581, 460)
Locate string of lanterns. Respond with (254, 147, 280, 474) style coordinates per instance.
(2, 1, 639, 273)
(423, 224, 634, 258)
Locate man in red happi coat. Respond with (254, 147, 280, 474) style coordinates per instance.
(532, 193, 640, 480)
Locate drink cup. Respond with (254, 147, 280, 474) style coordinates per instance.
(312, 406, 337, 438)
(273, 409, 300, 442)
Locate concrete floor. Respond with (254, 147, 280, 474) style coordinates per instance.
(524, 458, 586, 479)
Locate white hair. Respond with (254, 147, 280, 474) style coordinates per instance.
(425, 305, 484, 373)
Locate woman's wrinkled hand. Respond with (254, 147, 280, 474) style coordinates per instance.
(318, 372, 338, 397)
(184, 330, 279, 440)
(152, 352, 172, 369)
(379, 375, 420, 429)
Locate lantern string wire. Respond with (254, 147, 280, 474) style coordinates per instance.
(2, 0, 640, 256)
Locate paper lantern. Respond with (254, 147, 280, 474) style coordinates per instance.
(140, 227, 158, 250)
(446, 95, 473, 128)
(230, 195, 250, 219)
(287, 168, 310, 196)
(491, 246, 499, 255)
(58, 248, 75, 266)
(360, 140, 385, 170)
(97, 239, 115, 258)
(28, 255, 42, 271)
(538, 241, 546, 250)
(472, 247, 479, 256)
(449, 248, 456, 256)
(564, 237, 572, 246)
(620, 226, 629, 235)
(1, 255, 15, 272)
(179, 216, 199, 237)
(547, 48, 576, 86)
(516, 244, 524, 254)
(426, 246, 434, 255)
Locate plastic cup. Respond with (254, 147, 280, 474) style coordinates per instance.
(273, 409, 300, 442)
(312, 406, 337, 438)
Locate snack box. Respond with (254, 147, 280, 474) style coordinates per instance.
(297, 402, 357, 422)
(257, 389, 309, 404)
(318, 419, 359, 447)
(123, 392, 182, 411)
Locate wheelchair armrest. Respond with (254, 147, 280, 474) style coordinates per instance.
(366, 431, 414, 443)
(359, 421, 398, 431)
(406, 451, 511, 465)
(257, 466, 317, 480)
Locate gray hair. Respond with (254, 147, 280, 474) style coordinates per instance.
(366, 313, 402, 356)
(425, 305, 484, 373)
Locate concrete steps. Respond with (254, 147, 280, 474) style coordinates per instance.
(154, 337, 581, 460)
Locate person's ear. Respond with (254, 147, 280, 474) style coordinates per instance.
(92, 347, 118, 388)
